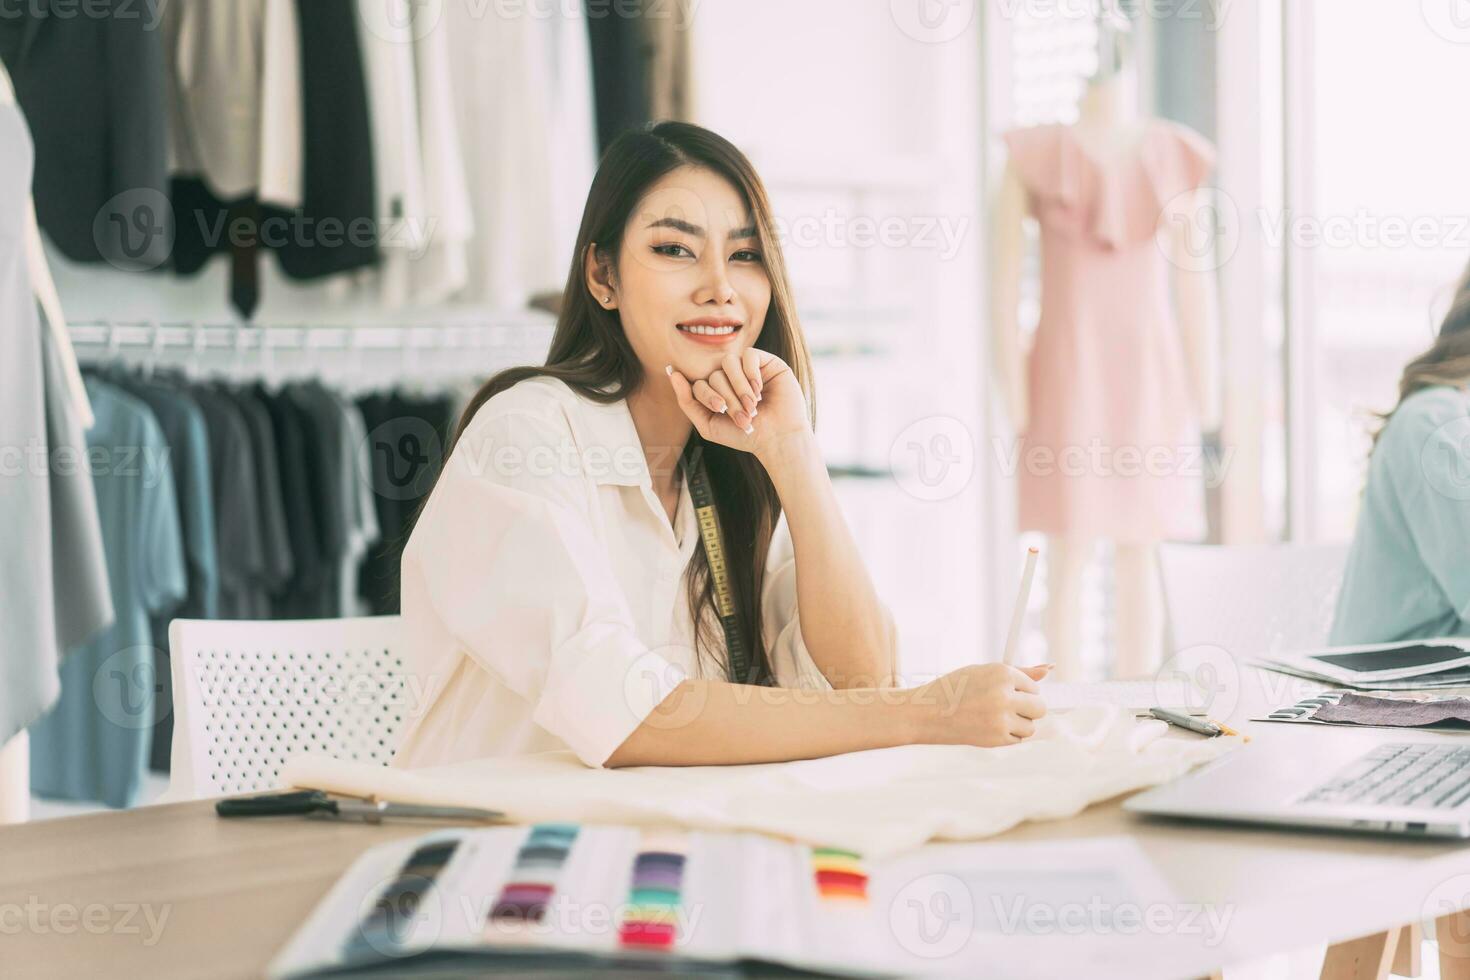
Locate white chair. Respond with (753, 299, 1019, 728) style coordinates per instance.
(1158, 542, 1351, 659)
(163, 616, 410, 801)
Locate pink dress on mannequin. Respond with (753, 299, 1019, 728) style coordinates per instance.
(1002, 119, 1215, 544)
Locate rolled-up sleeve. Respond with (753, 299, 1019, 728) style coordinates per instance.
(413, 409, 688, 767)
(760, 514, 901, 690)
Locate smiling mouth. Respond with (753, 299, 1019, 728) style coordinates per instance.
(676, 323, 741, 337)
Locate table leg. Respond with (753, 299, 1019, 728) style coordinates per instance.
(1438, 911, 1470, 980)
(1319, 929, 1400, 980)
(1389, 922, 1422, 977)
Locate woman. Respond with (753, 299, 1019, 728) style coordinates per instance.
(1330, 261, 1470, 644)
(391, 122, 1049, 770)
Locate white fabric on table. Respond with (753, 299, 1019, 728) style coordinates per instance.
(281, 705, 1237, 859)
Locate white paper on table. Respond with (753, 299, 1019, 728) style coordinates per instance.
(870, 836, 1236, 978)
(1041, 679, 1210, 716)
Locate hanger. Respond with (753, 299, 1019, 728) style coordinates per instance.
(188, 322, 209, 381)
(143, 320, 165, 380)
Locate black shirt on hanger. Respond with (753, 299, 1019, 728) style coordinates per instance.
(227, 385, 296, 613)
(0, 3, 172, 268)
(261, 385, 325, 615)
(265, 0, 379, 281)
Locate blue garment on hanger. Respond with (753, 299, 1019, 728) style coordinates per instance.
(111, 374, 219, 773)
(29, 377, 186, 809)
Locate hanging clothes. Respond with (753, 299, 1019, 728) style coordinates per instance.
(408, 15, 475, 303)
(332, 392, 382, 617)
(446, 1, 597, 307)
(0, 95, 112, 750)
(0, 3, 171, 269)
(163, 0, 303, 207)
(356, 0, 427, 308)
(644, 0, 696, 124)
(543, 8, 599, 293)
(267, 0, 379, 281)
(355, 0, 473, 307)
(230, 385, 297, 611)
(263, 386, 326, 613)
(276, 382, 353, 618)
(191, 386, 270, 618)
(29, 376, 186, 809)
(586, 8, 649, 154)
(107, 372, 219, 775)
(585, 2, 693, 152)
(163, 0, 303, 318)
(164, 0, 384, 305)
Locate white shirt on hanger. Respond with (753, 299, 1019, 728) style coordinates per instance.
(355, 0, 474, 307)
(391, 376, 864, 771)
(443, 0, 597, 308)
(408, 6, 475, 303)
(356, 0, 427, 307)
(163, 0, 303, 206)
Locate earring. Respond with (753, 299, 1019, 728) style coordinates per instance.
(603, 295, 612, 304)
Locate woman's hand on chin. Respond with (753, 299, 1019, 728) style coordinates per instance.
(665, 349, 811, 460)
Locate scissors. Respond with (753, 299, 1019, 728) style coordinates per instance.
(215, 789, 505, 825)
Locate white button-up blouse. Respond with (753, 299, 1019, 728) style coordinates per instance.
(390, 375, 872, 770)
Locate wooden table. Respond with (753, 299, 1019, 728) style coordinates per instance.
(5, 666, 1470, 979)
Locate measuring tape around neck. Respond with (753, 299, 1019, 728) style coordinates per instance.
(684, 448, 752, 685)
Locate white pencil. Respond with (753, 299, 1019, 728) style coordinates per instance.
(1001, 547, 1039, 666)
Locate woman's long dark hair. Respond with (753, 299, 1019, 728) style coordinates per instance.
(1374, 258, 1470, 446)
(432, 121, 815, 685)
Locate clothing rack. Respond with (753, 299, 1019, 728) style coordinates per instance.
(67, 314, 556, 387)
(67, 313, 554, 354)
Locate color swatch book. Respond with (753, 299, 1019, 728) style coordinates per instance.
(267, 825, 1209, 979)
(269, 822, 887, 977)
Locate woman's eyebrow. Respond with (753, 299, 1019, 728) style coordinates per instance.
(645, 216, 759, 240)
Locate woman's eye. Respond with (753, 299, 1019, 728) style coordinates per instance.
(652, 242, 693, 258)
(732, 249, 762, 262)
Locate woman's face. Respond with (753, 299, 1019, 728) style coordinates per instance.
(597, 165, 771, 381)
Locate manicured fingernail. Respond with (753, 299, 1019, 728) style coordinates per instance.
(664, 364, 673, 375)
(744, 424, 754, 435)
(718, 402, 727, 413)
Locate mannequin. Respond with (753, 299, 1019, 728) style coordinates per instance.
(0, 62, 99, 823)
(990, 50, 1221, 681)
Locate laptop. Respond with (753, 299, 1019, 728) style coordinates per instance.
(1125, 737, 1470, 838)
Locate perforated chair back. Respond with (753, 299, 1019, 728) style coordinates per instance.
(1158, 543, 1351, 661)
(164, 616, 409, 801)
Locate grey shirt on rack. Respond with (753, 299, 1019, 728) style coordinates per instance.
(277, 382, 354, 618)
(190, 386, 268, 620)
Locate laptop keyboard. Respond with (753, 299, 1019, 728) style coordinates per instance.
(1301, 743, 1470, 809)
